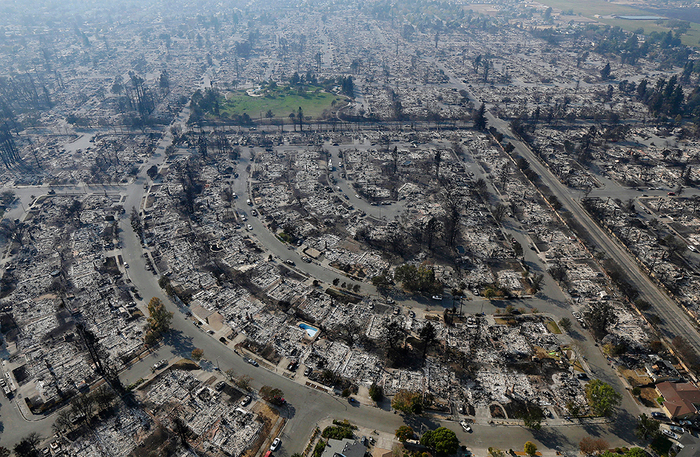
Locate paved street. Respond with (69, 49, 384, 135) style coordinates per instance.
(0, 102, 659, 454)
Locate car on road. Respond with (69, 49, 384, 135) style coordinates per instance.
(668, 192, 676, 196)
(460, 420, 472, 433)
(431, 295, 443, 301)
(285, 259, 295, 266)
(348, 397, 359, 405)
(302, 256, 312, 263)
(247, 224, 253, 231)
(287, 361, 298, 371)
(215, 381, 226, 391)
(152, 359, 168, 372)
(124, 262, 129, 268)
(270, 438, 281, 451)
(241, 396, 252, 407)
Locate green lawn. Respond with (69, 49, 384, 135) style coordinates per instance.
(220, 86, 347, 121)
(539, 0, 700, 47)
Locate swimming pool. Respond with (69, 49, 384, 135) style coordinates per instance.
(299, 322, 319, 338)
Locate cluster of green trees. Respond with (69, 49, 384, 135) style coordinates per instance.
(321, 425, 354, 440)
(393, 264, 443, 296)
(420, 427, 460, 455)
(189, 88, 254, 126)
(391, 389, 424, 415)
(585, 379, 622, 417)
(259, 385, 285, 406)
(591, 25, 687, 67)
(145, 297, 173, 345)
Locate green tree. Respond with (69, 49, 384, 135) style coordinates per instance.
(623, 448, 648, 457)
(395, 425, 414, 442)
(372, 271, 393, 297)
(147, 297, 173, 336)
(369, 383, 384, 402)
(520, 403, 544, 430)
(420, 322, 437, 361)
(584, 302, 617, 339)
(524, 441, 537, 457)
(474, 103, 487, 131)
(635, 413, 660, 440)
(260, 385, 285, 406)
(585, 379, 621, 417)
(420, 427, 459, 455)
(391, 389, 423, 415)
(0, 447, 10, 457)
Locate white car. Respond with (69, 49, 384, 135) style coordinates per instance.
(247, 224, 253, 231)
(460, 420, 472, 433)
(270, 438, 281, 451)
(662, 429, 679, 440)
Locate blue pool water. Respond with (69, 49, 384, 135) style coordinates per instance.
(299, 322, 319, 338)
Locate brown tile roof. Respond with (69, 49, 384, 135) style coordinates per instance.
(657, 382, 700, 418)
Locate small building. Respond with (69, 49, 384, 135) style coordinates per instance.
(675, 433, 700, 457)
(656, 381, 700, 420)
(320, 438, 367, 457)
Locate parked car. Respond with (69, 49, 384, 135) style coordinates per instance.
(460, 420, 472, 433)
(270, 438, 281, 451)
(215, 381, 226, 391)
(152, 359, 168, 371)
(304, 367, 312, 376)
(662, 429, 679, 440)
(240, 396, 252, 407)
(651, 412, 667, 420)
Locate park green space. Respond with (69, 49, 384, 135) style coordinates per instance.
(220, 86, 347, 120)
(538, 0, 700, 47)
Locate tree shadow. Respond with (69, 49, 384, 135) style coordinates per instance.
(402, 414, 441, 434)
(567, 328, 587, 342)
(531, 426, 575, 450)
(162, 329, 196, 358)
(579, 419, 603, 437)
(610, 409, 641, 445)
(376, 397, 392, 412)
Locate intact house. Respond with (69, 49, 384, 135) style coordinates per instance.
(656, 381, 700, 420)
